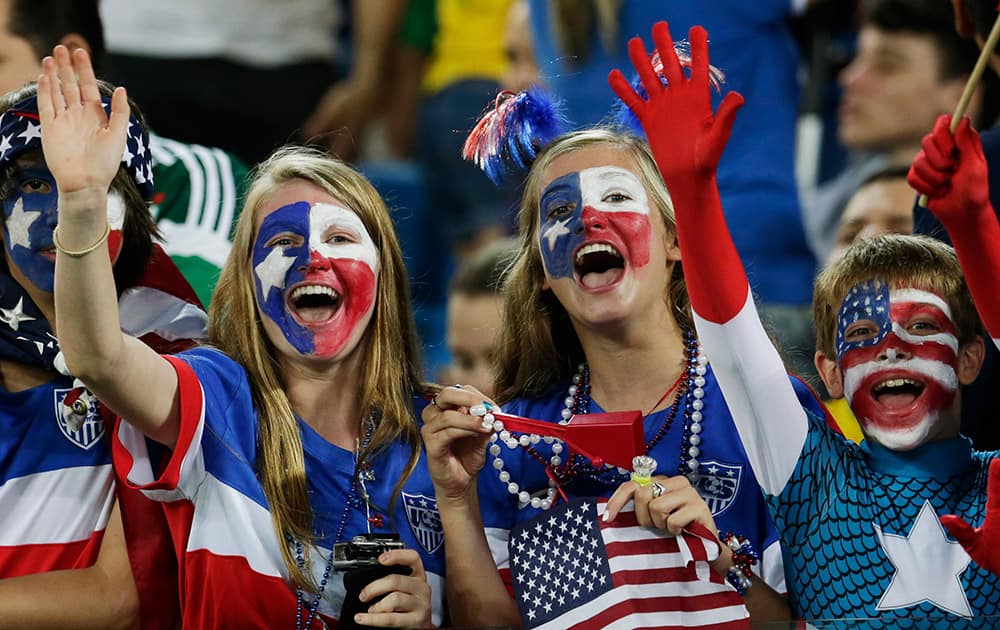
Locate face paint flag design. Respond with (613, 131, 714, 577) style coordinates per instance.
(508, 497, 748, 629)
(836, 280, 961, 447)
(537, 166, 651, 287)
(253, 200, 379, 358)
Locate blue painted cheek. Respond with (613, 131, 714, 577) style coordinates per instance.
(538, 173, 584, 280)
(2, 190, 58, 293)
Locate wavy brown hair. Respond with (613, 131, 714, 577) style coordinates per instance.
(493, 128, 691, 403)
(208, 146, 426, 590)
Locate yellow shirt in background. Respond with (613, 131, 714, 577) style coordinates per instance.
(422, 0, 513, 94)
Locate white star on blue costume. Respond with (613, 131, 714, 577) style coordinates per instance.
(254, 247, 295, 297)
(875, 500, 973, 617)
(5, 198, 40, 249)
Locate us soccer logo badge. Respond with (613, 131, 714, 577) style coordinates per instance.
(402, 492, 444, 554)
(53, 387, 104, 450)
(694, 460, 742, 516)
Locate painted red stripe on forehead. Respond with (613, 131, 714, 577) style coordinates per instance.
(888, 301, 958, 337)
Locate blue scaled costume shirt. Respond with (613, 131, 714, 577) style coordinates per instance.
(773, 409, 1000, 623)
(479, 362, 804, 593)
(113, 347, 445, 628)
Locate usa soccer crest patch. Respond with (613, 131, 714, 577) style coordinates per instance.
(53, 387, 104, 450)
(402, 492, 444, 554)
(694, 460, 742, 516)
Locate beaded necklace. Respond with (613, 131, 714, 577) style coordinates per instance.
(290, 409, 376, 630)
(485, 331, 708, 510)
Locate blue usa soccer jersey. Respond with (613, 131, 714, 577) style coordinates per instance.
(0, 377, 113, 576)
(113, 347, 446, 628)
(479, 363, 807, 595)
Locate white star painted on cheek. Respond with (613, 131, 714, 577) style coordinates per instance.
(5, 198, 41, 249)
(874, 500, 973, 617)
(542, 217, 572, 252)
(254, 247, 296, 298)
(18, 121, 41, 143)
(0, 297, 35, 331)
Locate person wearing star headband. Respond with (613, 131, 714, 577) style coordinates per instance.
(420, 68, 828, 627)
(605, 20, 1000, 621)
(43, 46, 449, 628)
(0, 61, 209, 628)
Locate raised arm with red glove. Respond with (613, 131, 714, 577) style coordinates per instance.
(908, 114, 1000, 349)
(608, 22, 811, 498)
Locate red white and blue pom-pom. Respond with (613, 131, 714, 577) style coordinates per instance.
(614, 39, 727, 134)
(463, 87, 566, 184)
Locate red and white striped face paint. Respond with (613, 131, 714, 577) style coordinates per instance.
(836, 281, 960, 450)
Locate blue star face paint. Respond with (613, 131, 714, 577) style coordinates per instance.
(3, 166, 58, 292)
(252, 199, 379, 358)
(537, 166, 651, 289)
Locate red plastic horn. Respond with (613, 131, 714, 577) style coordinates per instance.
(491, 410, 644, 470)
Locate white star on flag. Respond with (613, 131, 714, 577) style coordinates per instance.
(0, 134, 12, 159)
(5, 198, 40, 249)
(0, 297, 35, 331)
(254, 247, 296, 297)
(875, 500, 973, 617)
(17, 120, 41, 143)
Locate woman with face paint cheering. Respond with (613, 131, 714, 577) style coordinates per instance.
(609, 21, 1000, 622)
(43, 46, 444, 628)
(420, 65, 811, 630)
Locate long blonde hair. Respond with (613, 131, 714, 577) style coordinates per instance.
(493, 128, 691, 403)
(209, 147, 425, 589)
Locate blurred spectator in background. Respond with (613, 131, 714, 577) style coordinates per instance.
(803, 0, 994, 264)
(828, 166, 913, 263)
(2, 0, 248, 306)
(99, 0, 407, 165)
(439, 238, 516, 398)
(527, 0, 819, 385)
(501, 0, 541, 92)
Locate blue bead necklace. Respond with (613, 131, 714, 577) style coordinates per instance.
(290, 409, 376, 630)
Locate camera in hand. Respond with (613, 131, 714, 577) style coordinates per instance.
(333, 533, 405, 571)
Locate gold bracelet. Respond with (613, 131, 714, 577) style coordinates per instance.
(52, 223, 111, 258)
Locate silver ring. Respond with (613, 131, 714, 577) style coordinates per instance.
(651, 481, 665, 499)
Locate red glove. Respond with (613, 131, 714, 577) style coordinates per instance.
(940, 458, 1000, 577)
(607, 22, 747, 324)
(908, 114, 1000, 341)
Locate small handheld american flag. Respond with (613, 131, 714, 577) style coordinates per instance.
(508, 497, 749, 629)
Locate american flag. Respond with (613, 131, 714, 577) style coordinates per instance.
(508, 498, 749, 629)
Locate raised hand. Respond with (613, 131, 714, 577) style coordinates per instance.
(420, 385, 495, 503)
(37, 46, 129, 204)
(608, 21, 743, 185)
(941, 458, 1000, 577)
(908, 114, 992, 227)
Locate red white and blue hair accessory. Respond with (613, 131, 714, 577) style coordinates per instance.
(0, 93, 154, 200)
(462, 86, 567, 184)
(613, 39, 726, 133)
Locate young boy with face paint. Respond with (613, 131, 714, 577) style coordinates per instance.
(611, 20, 1000, 621)
(0, 71, 207, 626)
(44, 47, 447, 628)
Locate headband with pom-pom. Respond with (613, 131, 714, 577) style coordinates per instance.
(462, 87, 566, 184)
(613, 39, 726, 134)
